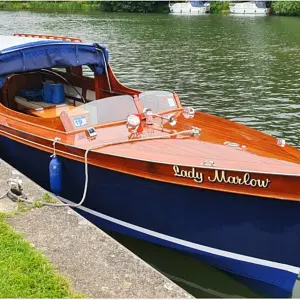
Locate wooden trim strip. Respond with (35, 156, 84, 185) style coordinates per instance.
(14, 33, 82, 42)
(1, 126, 299, 201)
(1, 123, 299, 178)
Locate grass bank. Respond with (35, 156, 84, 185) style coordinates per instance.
(0, 214, 81, 298)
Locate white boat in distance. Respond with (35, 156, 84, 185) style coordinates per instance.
(169, 1, 210, 14)
(230, 1, 271, 15)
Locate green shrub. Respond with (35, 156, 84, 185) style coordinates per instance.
(271, 1, 300, 16)
(101, 1, 168, 13)
(210, 1, 230, 14)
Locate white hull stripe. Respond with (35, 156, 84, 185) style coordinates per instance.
(59, 197, 300, 275)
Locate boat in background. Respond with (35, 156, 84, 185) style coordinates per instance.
(230, 1, 271, 15)
(0, 34, 299, 298)
(169, 1, 210, 14)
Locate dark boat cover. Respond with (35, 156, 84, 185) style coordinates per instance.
(0, 36, 109, 85)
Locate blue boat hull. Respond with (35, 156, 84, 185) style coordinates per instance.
(1, 135, 299, 297)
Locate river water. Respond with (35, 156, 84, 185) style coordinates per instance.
(1, 10, 300, 298)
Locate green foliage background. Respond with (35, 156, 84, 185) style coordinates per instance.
(0, 1, 101, 12)
(209, 1, 230, 14)
(271, 1, 300, 16)
(101, 1, 168, 13)
(0, 1, 300, 15)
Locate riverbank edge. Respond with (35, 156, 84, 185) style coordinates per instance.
(0, 159, 193, 298)
(0, 1, 227, 14)
(0, 1, 103, 12)
(1, 1, 299, 16)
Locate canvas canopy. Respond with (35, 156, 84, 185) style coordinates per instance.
(0, 35, 109, 80)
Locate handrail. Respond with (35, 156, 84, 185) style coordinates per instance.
(13, 33, 82, 43)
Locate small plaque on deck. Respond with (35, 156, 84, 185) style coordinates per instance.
(73, 115, 87, 128)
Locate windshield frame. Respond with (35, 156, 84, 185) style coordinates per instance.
(60, 91, 183, 133)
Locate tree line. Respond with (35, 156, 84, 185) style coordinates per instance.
(103, 0, 300, 15)
(0, 1, 300, 16)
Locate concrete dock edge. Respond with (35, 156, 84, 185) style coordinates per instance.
(0, 159, 193, 298)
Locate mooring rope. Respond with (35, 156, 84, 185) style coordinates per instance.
(1, 129, 193, 208)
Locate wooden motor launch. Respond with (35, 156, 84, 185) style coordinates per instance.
(0, 34, 299, 297)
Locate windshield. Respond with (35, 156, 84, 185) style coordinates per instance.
(139, 91, 177, 114)
(60, 91, 178, 131)
(190, 1, 204, 7)
(255, 1, 266, 8)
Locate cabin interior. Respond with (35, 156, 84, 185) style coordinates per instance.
(0, 67, 181, 134)
(0, 65, 141, 132)
(0, 34, 180, 133)
(0, 65, 134, 112)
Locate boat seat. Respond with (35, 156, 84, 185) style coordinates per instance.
(15, 96, 77, 118)
(15, 96, 55, 110)
(15, 96, 81, 111)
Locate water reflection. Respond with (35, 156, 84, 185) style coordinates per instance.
(107, 230, 260, 298)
